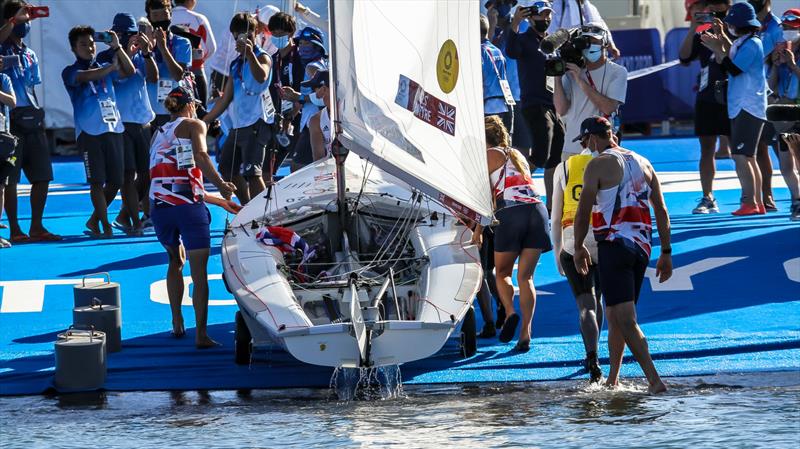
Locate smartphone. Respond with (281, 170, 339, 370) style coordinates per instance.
(0, 55, 20, 68)
(26, 6, 49, 18)
(94, 31, 114, 44)
(237, 33, 248, 44)
(694, 12, 714, 24)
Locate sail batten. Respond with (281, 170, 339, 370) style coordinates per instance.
(332, 0, 493, 221)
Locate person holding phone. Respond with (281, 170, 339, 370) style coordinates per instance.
(171, 0, 216, 107)
(203, 13, 273, 205)
(97, 13, 159, 235)
(0, 0, 59, 243)
(62, 26, 135, 238)
(144, 0, 192, 128)
(679, 0, 732, 214)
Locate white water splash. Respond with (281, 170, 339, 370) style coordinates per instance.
(329, 365, 405, 401)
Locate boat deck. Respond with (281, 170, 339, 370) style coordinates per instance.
(1, 137, 798, 395)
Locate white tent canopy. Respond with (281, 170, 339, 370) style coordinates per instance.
(24, 0, 327, 130)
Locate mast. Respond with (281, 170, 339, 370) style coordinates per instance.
(327, 0, 349, 232)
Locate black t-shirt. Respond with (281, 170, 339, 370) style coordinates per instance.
(681, 32, 727, 104)
(505, 27, 553, 108)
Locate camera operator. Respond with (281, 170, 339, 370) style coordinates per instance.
(679, 0, 732, 214)
(62, 26, 135, 238)
(97, 13, 158, 235)
(553, 23, 627, 160)
(480, 14, 512, 125)
(143, 0, 192, 128)
(548, 0, 620, 59)
(506, 1, 564, 211)
(0, 1, 60, 243)
(203, 12, 273, 205)
(767, 9, 800, 220)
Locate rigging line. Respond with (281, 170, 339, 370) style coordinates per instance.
(367, 191, 419, 267)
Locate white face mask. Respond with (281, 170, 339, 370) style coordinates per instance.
(784, 29, 800, 42)
(310, 91, 325, 107)
(583, 44, 603, 63)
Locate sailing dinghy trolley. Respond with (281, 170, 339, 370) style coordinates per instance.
(54, 326, 106, 391)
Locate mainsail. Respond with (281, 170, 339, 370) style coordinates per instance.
(331, 0, 493, 222)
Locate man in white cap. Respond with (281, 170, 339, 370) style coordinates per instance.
(547, 0, 620, 58)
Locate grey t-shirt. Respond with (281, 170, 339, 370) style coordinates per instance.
(560, 60, 627, 155)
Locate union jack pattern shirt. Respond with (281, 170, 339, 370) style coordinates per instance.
(591, 148, 653, 257)
(488, 147, 542, 211)
(149, 117, 205, 207)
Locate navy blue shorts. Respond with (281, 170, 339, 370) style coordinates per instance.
(494, 202, 552, 253)
(151, 202, 211, 251)
(597, 240, 649, 307)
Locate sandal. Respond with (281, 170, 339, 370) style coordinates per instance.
(10, 234, 30, 244)
(28, 231, 63, 242)
(512, 340, 530, 353)
(0, 237, 10, 248)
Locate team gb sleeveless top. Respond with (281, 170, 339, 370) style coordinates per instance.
(149, 117, 205, 207)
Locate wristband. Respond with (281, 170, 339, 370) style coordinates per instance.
(661, 247, 672, 255)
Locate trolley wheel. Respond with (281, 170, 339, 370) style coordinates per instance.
(234, 311, 252, 365)
(460, 306, 477, 358)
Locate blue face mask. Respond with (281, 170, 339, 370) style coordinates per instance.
(583, 44, 603, 63)
(298, 45, 320, 61)
(13, 22, 30, 39)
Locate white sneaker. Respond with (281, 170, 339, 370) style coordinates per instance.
(692, 197, 720, 214)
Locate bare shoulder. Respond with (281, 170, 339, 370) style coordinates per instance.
(175, 117, 207, 137)
(487, 149, 505, 169)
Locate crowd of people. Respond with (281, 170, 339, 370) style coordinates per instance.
(0, 0, 797, 385)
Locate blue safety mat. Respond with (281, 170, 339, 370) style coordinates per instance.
(1, 137, 799, 395)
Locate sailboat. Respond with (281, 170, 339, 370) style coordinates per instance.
(221, 0, 493, 368)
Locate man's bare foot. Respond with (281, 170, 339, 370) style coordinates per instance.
(196, 336, 220, 349)
(648, 381, 667, 394)
(85, 219, 101, 234)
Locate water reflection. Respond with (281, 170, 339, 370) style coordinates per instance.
(52, 391, 108, 410)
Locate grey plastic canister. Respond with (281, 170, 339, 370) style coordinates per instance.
(54, 327, 106, 391)
(73, 299, 122, 353)
(73, 272, 120, 308)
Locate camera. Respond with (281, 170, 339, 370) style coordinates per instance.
(541, 28, 592, 76)
(94, 31, 114, 44)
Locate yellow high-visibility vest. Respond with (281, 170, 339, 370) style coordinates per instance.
(561, 153, 593, 229)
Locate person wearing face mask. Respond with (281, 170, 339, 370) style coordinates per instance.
(548, 0, 620, 59)
(553, 22, 627, 160)
(280, 26, 328, 171)
(62, 26, 135, 238)
(701, 2, 768, 216)
(203, 12, 273, 206)
(480, 15, 512, 125)
(0, 0, 60, 243)
(144, 0, 192, 128)
(506, 1, 565, 213)
(572, 116, 672, 394)
(767, 9, 800, 221)
(305, 70, 331, 161)
(171, 0, 217, 108)
(149, 86, 239, 348)
(96, 13, 159, 236)
(749, 0, 786, 213)
(679, 0, 732, 214)
(549, 121, 603, 384)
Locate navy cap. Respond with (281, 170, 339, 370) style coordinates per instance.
(724, 2, 761, 29)
(296, 26, 326, 52)
(301, 70, 329, 90)
(111, 13, 138, 34)
(168, 86, 195, 107)
(572, 116, 612, 142)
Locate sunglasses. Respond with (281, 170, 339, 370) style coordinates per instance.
(581, 25, 606, 35)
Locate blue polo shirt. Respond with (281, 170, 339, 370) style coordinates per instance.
(728, 35, 767, 120)
(1, 73, 12, 131)
(97, 49, 155, 125)
(229, 45, 273, 129)
(481, 39, 509, 115)
(62, 59, 123, 137)
(759, 12, 784, 57)
(0, 43, 40, 108)
(147, 34, 192, 116)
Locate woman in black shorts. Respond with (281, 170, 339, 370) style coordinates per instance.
(473, 115, 552, 352)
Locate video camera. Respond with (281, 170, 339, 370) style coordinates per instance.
(540, 27, 591, 76)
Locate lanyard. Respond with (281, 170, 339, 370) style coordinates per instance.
(585, 66, 613, 119)
(87, 63, 108, 97)
(483, 43, 506, 83)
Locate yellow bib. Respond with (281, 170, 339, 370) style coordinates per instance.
(561, 153, 593, 229)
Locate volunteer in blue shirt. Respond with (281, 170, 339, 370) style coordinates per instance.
(0, 72, 16, 249)
(204, 12, 273, 205)
(749, 0, 786, 212)
(480, 15, 512, 126)
(0, 0, 60, 243)
(62, 26, 135, 237)
(144, 0, 192, 128)
(701, 2, 768, 216)
(98, 13, 158, 235)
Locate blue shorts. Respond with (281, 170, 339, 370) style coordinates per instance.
(494, 202, 552, 253)
(151, 202, 211, 251)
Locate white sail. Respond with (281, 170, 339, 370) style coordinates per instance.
(331, 0, 493, 222)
